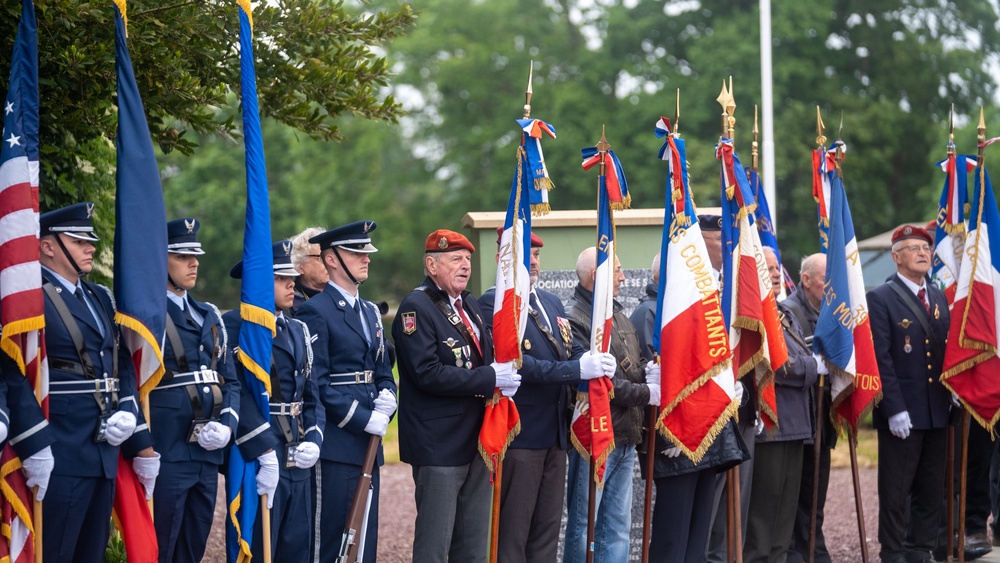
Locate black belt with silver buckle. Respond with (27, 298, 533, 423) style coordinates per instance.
(328, 371, 374, 385)
(49, 377, 119, 395)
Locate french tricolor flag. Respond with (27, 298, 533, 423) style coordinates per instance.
(931, 153, 975, 305)
(941, 160, 1000, 429)
(491, 182, 531, 365)
(812, 160, 882, 433)
(654, 119, 738, 462)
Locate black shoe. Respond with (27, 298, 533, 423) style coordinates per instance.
(964, 532, 993, 560)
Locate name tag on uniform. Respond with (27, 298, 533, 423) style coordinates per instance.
(284, 441, 301, 469)
(188, 418, 210, 444)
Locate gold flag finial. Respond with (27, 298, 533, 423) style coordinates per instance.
(834, 112, 846, 173)
(948, 104, 956, 155)
(816, 106, 826, 147)
(596, 125, 610, 176)
(523, 61, 534, 119)
(716, 80, 733, 138)
(752, 105, 759, 170)
(727, 76, 736, 139)
(978, 107, 987, 164)
(673, 88, 680, 136)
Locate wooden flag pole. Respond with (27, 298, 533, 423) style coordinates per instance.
(33, 350, 43, 563)
(586, 456, 597, 563)
(262, 495, 272, 563)
(726, 468, 735, 563)
(488, 458, 502, 563)
(142, 397, 154, 518)
(641, 406, 656, 563)
(848, 435, 870, 563)
(957, 412, 970, 563)
(733, 466, 743, 563)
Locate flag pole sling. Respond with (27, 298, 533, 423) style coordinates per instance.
(808, 373, 825, 563)
(848, 435, 869, 563)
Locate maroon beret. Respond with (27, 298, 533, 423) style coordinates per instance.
(891, 224, 933, 246)
(495, 226, 544, 248)
(425, 229, 475, 253)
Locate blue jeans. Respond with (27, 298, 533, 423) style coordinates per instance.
(564, 444, 636, 563)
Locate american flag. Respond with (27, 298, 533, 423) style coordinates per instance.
(0, 0, 45, 560)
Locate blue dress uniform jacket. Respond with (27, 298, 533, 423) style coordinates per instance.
(480, 287, 584, 450)
(0, 352, 53, 458)
(296, 284, 394, 465)
(41, 270, 144, 479)
(222, 312, 324, 462)
(149, 298, 239, 463)
(392, 278, 497, 467)
(867, 274, 951, 430)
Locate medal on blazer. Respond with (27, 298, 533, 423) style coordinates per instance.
(452, 347, 464, 367)
(557, 317, 572, 346)
(443, 337, 459, 347)
(934, 303, 940, 319)
(904, 335, 912, 354)
(523, 339, 532, 351)
(898, 319, 912, 329)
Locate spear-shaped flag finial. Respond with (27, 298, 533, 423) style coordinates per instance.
(523, 60, 533, 119)
(716, 80, 732, 138)
(673, 88, 680, 136)
(978, 106, 987, 165)
(948, 103, 955, 151)
(752, 104, 759, 170)
(816, 106, 827, 147)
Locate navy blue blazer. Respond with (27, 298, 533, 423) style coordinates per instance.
(296, 284, 394, 467)
(223, 311, 323, 470)
(147, 298, 239, 464)
(0, 352, 52, 459)
(867, 274, 951, 430)
(391, 278, 496, 467)
(480, 287, 584, 450)
(41, 270, 144, 479)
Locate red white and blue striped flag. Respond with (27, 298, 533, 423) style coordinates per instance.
(717, 137, 785, 429)
(653, 117, 737, 462)
(931, 152, 975, 305)
(811, 148, 882, 434)
(812, 145, 837, 252)
(518, 118, 556, 214)
(941, 150, 1000, 429)
(0, 0, 44, 560)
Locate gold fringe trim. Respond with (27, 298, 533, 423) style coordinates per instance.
(591, 438, 616, 491)
(940, 377, 1000, 431)
(533, 177, 555, 192)
(115, 312, 166, 400)
(660, 359, 731, 413)
(113, 0, 128, 36)
(236, 0, 254, 30)
(477, 396, 522, 473)
(229, 491, 253, 563)
(0, 455, 32, 535)
(725, 185, 735, 200)
(657, 396, 739, 464)
(941, 221, 966, 237)
(610, 194, 631, 211)
(236, 348, 273, 397)
(959, 166, 990, 350)
(0, 316, 44, 375)
(569, 390, 590, 460)
(531, 203, 551, 216)
(241, 302, 277, 337)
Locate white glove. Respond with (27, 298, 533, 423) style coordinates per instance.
(256, 451, 279, 508)
(579, 351, 606, 380)
(598, 352, 617, 378)
(733, 380, 744, 404)
(104, 411, 137, 446)
(22, 446, 54, 501)
(0, 421, 7, 444)
(645, 361, 661, 387)
(197, 421, 232, 451)
(647, 384, 661, 406)
(812, 353, 829, 376)
(364, 411, 390, 437)
(292, 442, 320, 469)
(373, 389, 397, 417)
(492, 362, 522, 394)
(132, 453, 161, 500)
(755, 416, 765, 436)
(500, 385, 518, 398)
(951, 393, 962, 408)
(662, 447, 682, 458)
(888, 411, 912, 440)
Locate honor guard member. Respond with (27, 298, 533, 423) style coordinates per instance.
(0, 345, 55, 511)
(296, 221, 394, 563)
(867, 225, 951, 563)
(288, 226, 329, 315)
(480, 228, 614, 562)
(38, 202, 158, 563)
(392, 229, 520, 563)
(148, 218, 239, 563)
(224, 241, 324, 563)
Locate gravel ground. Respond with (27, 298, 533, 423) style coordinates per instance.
(201, 462, 889, 562)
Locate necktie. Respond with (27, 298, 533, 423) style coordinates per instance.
(182, 300, 198, 327)
(353, 300, 371, 344)
(276, 316, 292, 348)
(454, 298, 481, 355)
(917, 288, 931, 316)
(530, 292, 550, 332)
(74, 286, 86, 304)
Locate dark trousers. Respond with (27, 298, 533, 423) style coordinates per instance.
(744, 440, 805, 563)
(708, 417, 756, 562)
(649, 469, 717, 562)
(43, 474, 115, 563)
(937, 419, 993, 547)
(154, 460, 218, 563)
(411, 462, 491, 563)
(787, 443, 832, 563)
(877, 427, 947, 561)
(314, 459, 380, 563)
(254, 472, 313, 563)
(497, 446, 567, 563)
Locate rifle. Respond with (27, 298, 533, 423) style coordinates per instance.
(337, 435, 380, 563)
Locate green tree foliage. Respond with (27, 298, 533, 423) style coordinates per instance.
(0, 0, 414, 217)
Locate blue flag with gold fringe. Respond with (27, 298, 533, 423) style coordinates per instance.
(226, 1, 275, 561)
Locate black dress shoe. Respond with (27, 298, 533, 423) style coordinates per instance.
(964, 532, 993, 560)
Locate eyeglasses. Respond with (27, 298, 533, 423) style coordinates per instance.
(307, 254, 322, 259)
(897, 244, 931, 254)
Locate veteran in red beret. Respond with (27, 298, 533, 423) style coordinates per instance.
(391, 229, 520, 562)
(866, 223, 952, 563)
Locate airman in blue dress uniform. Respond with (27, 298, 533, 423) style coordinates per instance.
(225, 240, 324, 563)
(149, 217, 240, 563)
(37, 202, 158, 563)
(296, 221, 394, 563)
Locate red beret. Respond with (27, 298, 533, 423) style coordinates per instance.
(425, 229, 475, 253)
(494, 226, 544, 248)
(925, 220, 938, 234)
(891, 224, 933, 246)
